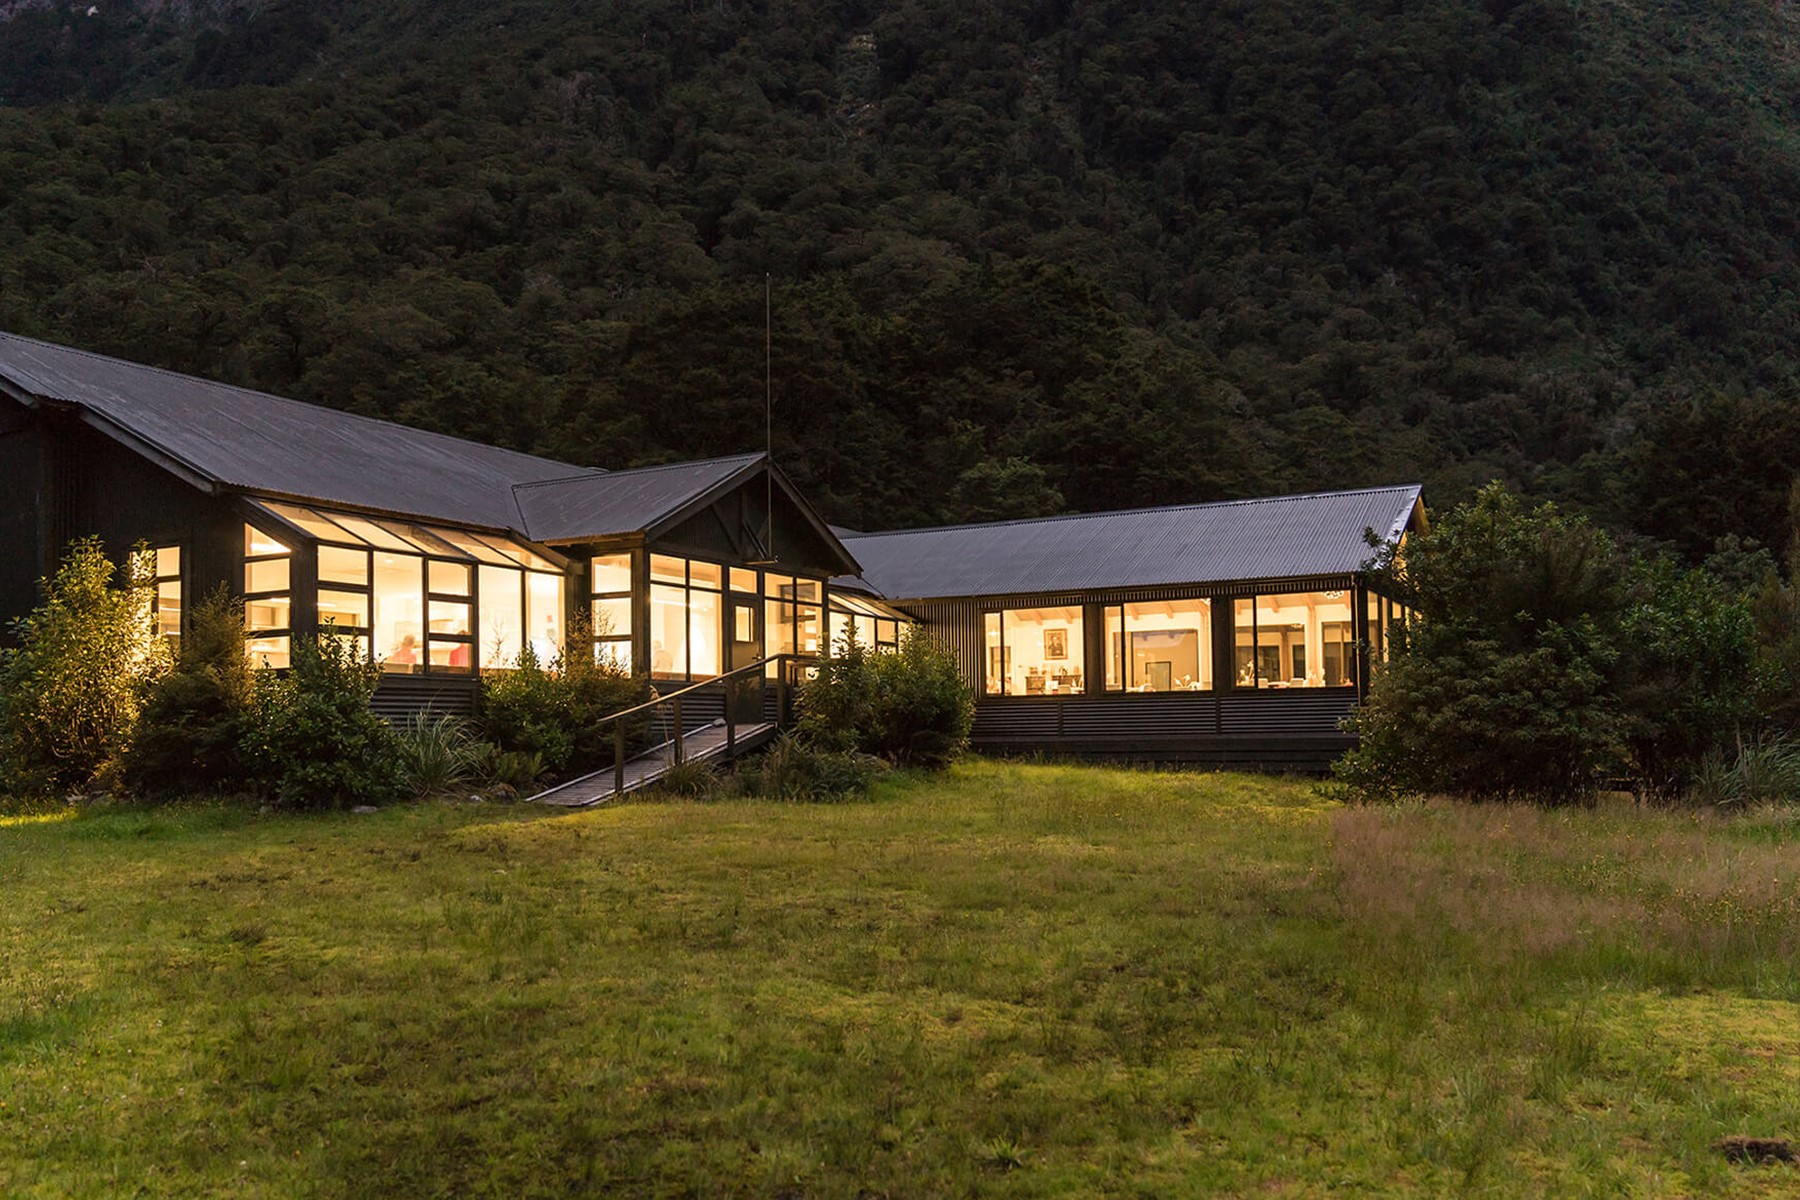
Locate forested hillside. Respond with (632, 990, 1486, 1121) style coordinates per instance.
(3, 0, 1799, 551)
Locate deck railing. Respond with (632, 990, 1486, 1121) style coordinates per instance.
(597, 653, 815, 795)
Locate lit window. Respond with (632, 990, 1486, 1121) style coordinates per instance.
(243, 523, 292, 667)
(479, 564, 524, 669)
(590, 553, 634, 674)
(527, 571, 563, 664)
(1105, 600, 1211, 692)
(373, 552, 425, 673)
(1233, 592, 1356, 688)
(987, 606, 1084, 696)
(142, 545, 183, 647)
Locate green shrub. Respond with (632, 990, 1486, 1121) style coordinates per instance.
(478, 634, 650, 779)
(241, 632, 403, 810)
(0, 537, 170, 793)
(487, 749, 545, 794)
(734, 733, 884, 802)
(394, 712, 479, 797)
(654, 756, 721, 799)
(1335, 484, 1754, 805)
(798, 627, 973, 768)
(121, 588, 252, 798)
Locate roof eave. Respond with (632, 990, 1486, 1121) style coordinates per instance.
(637, 455, 863, 578)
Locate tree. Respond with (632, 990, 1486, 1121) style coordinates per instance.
(1335, 484, 1752, 804)
(0, 538, 169, 793)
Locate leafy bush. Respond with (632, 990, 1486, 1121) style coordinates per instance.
(478, 633, 650, 779)
(0, 537, 170, 793)
(394, 712, 479, 797)
(798, 628, 973, 768)
(654, 756, 721, 799)
(121, 588, 253, 798)
(733, 733, 884, 802)
(1335, 484, 1754, 805)
(241, 632, 403, 810)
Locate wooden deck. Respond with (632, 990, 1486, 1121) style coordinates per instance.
(528, 720, 778, 808)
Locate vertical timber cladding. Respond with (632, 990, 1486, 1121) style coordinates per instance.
(0, 403, 44, 635)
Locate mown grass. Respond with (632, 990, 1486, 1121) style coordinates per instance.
(1, 761, 1798, 1197)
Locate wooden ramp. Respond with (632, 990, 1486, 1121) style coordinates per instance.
(527, 720, 778, 808)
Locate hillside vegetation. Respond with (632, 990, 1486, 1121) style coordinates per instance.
(3, 0, 1800, 548)
(3, 762, 1799, 1195)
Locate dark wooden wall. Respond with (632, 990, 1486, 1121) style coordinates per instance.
(0, 407, 240, 642)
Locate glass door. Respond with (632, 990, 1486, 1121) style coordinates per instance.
(726, 592, 764, 724)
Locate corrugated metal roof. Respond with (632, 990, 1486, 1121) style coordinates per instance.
(0, 331, 588, 530)
(513, 454, 765, 543)
(835, 486, 1423, 600)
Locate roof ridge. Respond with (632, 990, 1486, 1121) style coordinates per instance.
(0, 330, 582, 472)
(509, 451, 765, 494)
(842, 484, 1424, 539)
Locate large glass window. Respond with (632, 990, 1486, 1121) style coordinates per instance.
(1233, 591, 1357, 688)
(646, 556, 722, 680)
(243, 522, 291, 668)
(145, 545, 182, 648)
(479, 564, 525, 668)
(986, 606, 1084, 696)
(828, 591, 906, 653)
(763, 572, 825, 675)
(590, 552, 634, 673)
(373, 551, 425, 672)
(1104, 599, 1211, 692)
(246, 499, 566, 675)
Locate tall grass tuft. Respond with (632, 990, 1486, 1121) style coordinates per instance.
(1687, 738, 1800, 807)
(394, 712, 478, 797)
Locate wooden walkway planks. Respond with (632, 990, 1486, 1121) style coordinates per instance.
(529, 720, 777, 808)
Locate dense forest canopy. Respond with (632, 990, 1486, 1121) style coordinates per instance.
(2, 0, 1798, 551)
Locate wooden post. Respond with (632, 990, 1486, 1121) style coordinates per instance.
(614, 721, 625, 796)
(726, 678, 736, 755)
(673, 696, 684, 764)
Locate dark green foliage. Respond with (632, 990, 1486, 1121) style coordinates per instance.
(1614, 565, 1757, 801)
(1336, 485, 1755, 805)
(477, 644, 649, 780)
(241, 632, 403, 810)
(731, 732, 884, 803)
(393, 712, 479, 798)
(121, 588, 253, 798)
(798, 628, 973, 768)
(4, 1, 1800, 552)
(0, 538, 169, 793)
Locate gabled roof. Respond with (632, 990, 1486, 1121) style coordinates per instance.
(0, 331, 585, 531)
(836, 485, 1424, 600)
(514, 453, 863, 577)
(513, 454, 766, 543)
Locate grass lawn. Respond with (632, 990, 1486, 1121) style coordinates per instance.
(3, 760, 1799, 1197)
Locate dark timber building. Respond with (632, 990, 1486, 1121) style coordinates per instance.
(0, 332, 1420, 766)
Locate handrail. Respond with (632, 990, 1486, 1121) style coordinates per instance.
(596, 652, 814, 797)
(595, 653, 810, 727)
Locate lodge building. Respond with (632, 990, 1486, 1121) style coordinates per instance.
(0, 332, 1421, 767)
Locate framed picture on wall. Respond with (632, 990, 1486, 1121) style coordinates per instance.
(1045, 628, 1068, 660)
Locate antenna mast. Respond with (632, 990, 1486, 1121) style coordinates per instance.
(764, 272, 775, 561)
